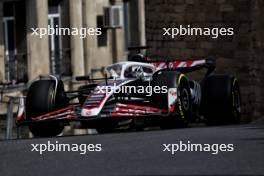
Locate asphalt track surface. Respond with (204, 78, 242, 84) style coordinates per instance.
(0, 123, 264, 176)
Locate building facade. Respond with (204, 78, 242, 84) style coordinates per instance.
(0, 0, 264, 122)
(0, 0, 145, 83)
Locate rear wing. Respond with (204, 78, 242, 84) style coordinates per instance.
(127, 46, 215, 72)
(150, 57, 216, 73)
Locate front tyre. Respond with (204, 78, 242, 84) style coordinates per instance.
(151, 71, 191, 128)
(26, 80, 67, 137)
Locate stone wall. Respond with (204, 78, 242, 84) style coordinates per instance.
(249, 0, 264, 119)
(145, 0, 264, 121)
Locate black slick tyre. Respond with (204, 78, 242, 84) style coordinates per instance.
(151, 71, 191, 128)
(202, 75, 241, 125)
(26, 80, 67, 137)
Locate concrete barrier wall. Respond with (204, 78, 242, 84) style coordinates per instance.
(145, 0, 264, 121)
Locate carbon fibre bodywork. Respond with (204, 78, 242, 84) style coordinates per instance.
(16, 58, 215, 128)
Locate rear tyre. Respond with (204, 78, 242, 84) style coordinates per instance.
(202, 75, 241, 125)
(151, 71, 191, 128)
(26, 80, 68, 137)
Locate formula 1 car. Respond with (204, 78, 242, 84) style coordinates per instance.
(16, 47, 241, 137)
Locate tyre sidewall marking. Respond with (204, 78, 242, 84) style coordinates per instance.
(177, 74, 188, 120)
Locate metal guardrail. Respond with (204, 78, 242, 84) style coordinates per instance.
(0, 81, 28, 140)
(5, 96, 14, 139)
(2, 96, 24, 140)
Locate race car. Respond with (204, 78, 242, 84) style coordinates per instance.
(16, 48, 241, 137)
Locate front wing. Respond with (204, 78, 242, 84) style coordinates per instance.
(16, 102, 168, 126)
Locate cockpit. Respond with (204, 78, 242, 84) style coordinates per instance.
(105, 62, 155, 79)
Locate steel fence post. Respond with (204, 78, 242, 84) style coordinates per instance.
(6, 97, 14, 140)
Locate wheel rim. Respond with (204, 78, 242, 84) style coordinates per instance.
(48, 86, 55, 111)
(232, 80, 241, 119)
(181, 88, 190, 111)
(232, 80, 241, 121)
(233, 90, 241, 112)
